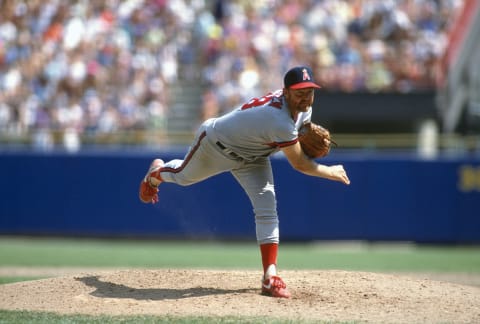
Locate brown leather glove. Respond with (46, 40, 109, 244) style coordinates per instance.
(298, 122, 337, 158)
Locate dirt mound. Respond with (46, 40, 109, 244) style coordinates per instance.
(1, 269, 479, 323)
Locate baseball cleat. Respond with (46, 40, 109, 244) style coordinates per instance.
(139, 159, 164, 204)
(261, 275, 291, 298)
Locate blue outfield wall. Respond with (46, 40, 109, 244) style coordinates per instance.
(0, 150, 479, 243)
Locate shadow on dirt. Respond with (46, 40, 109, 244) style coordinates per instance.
(75, 276, 256, 300)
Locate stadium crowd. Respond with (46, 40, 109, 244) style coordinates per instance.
(0, 0, 464, 150)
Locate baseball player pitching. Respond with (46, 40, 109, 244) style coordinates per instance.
(139, 66, 351, 298)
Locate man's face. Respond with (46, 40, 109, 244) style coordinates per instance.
(284, 87, 315, 113)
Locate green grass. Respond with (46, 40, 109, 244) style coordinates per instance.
(0, 237, 479, 272)
(281, 243, 480, 272)
(0, 277, 45, 285)
(0, 310, 348, 324)
(0, 237, 259, 268)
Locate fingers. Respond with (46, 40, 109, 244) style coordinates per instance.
(342, 173, 351, 185)
(333, 165, 350, 185)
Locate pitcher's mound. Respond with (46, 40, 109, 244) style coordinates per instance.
(1, 269, 479, 323)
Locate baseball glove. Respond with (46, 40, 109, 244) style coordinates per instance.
(298, 122, 337, 158)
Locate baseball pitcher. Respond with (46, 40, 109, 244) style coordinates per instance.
(139, 66, 350, 298)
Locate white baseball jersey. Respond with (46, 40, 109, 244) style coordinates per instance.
(159, 89, 313, 245)
(207, 89, 311, 160)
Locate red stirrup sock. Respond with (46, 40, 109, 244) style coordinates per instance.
(260, 243, 278, 274)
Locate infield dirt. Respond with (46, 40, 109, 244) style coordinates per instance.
(1, 269, 479, 323)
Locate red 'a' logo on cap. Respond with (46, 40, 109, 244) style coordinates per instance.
(302, 68, 311, 81)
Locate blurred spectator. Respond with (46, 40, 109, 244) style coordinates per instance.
(0, 0, 465, 149)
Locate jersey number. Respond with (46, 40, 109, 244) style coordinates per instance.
(241, 93, 282, 110)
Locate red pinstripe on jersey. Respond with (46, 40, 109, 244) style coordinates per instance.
(160, 131, 207, 174)
(266, 138, 299, 148)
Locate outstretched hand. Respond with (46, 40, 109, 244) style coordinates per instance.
(328, 165, 350, 185)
